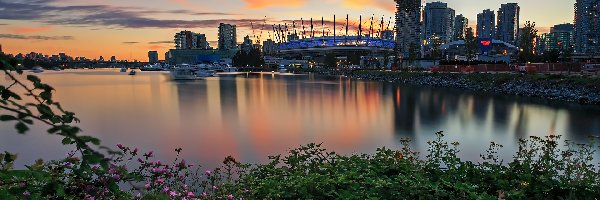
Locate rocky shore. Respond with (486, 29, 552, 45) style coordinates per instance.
(322, 70, 600, 105)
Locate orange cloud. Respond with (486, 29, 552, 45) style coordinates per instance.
(11, 26, 52, 34)
(243, 0, 304, 9)
(344, 0, 395, 12)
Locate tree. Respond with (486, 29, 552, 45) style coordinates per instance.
(518, 21, 538, 63)
(232, 48, 265, 68)
(464, 27, 478, 64)
(408, 43, 418, 68)
(324, 53, 337, 68)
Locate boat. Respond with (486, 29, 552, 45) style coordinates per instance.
(140, 63, 164, 71)
(196, 66, 216, 78)
(169, 64, 216, 80)
(32, 67, 44, 73)
(170, 64, 198, 80)
(278, 66, 287, 73)
(128, 70, 136, 75)
(51, 66, 62, 71)
(120, 68, 127, 72)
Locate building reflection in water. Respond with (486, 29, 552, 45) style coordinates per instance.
(2, 71, 600, 169)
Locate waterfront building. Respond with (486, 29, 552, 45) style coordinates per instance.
(148, 51, 159, 63)
(240, 35, 255, 53)
(496, 3, 520, 44)
(454, 15, 468, 41)
(477, 9, 496, 39)
(536, 34, 548, 55)
(262, 39, 278, 56)
(0, 44, 3, 54)
(574, 0, 600, 55)
(110, 56, 116, 62)
(175, 31, 196, 49)
(423, 1, 455, 45)
(218, 23, 237, 50)
(175, 31, 211, 50)
(546, 24, 574, 52)
(166, 49, 237, 64)
(395, 0, 422, 59)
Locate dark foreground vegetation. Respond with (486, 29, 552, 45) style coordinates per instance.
(325, 70, 600, 105)
(2, 57, 600, 199)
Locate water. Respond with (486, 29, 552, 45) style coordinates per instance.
(2, 69, 600, 168)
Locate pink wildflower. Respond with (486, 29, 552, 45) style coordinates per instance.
(227, 194, 234, 200)
(187, 192, 194, 197)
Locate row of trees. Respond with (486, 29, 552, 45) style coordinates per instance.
(232, 48, 265, 68)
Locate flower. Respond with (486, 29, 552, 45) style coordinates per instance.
(64, 162, 73, 168)
(117, 143, 124, 150)
(88, 197, 95, 200)
(169, 191, 177, 197)
(227, 194, 234, 200)
(187, 192, 194, 197)
(145, 183, 151, 188)
(132, 148, 138, 155)
(205, 170, 211, 176)
(155, 178, 165, 184)
(23, 191, 30, 197)
(202, 192, 207, 197)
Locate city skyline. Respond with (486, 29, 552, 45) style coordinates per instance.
(0, 0, 576, 60)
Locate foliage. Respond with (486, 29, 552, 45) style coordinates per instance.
(518, 21, 538, 63)
(464, 27, 478, 63)
(232, 48, 264, 68)
(324, 53, 337, 68)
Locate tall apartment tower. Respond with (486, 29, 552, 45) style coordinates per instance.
(422, 1, 455, 44)
(574, 0, 600, 55)
(395, 0, 422, 58)
(454, 15, 468, 41)
(496, 3, 520, 44)
(218, 23, 237, 50)
(148, 51, 159, 63)
(477, 9, 496, 39)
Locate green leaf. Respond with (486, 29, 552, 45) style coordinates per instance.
(15, 122, 28, 134)
(61, 138, 73, 145)
(0, 115, 17, 121)
(79, 136, 101, 145)
(26, 75, 41, 83)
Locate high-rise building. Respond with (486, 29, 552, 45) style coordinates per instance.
(395, 0, 422, 58)
(422, 1, 455, 44)
(110, 56, 116, 62)
(546, 24, 574, 52)
(454, 15, 468, 41)
(262, 39, 278, 56)
(496, 3, 520, 44)
(574, 0, 600, 55)
(477, 9, 496, 39)
(240, 35, 254, 53)
(195, 34, 210, 50)
(218, 23, 237, 50)
(175, 31, 196, 49)
(381, 30, 395, 40)
(148, 51, 159, 63)
(536, 34, 548, 55)
(174, 31, 211, 50)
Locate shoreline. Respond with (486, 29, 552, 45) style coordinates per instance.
(317, 70, 600, 105)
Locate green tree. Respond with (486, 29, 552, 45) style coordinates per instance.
(464, 27, 478, 64)
(518, 21, 538, 63)
(324, 53, 337, 68)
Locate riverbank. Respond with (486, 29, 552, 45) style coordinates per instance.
(320, 70, 600, 105)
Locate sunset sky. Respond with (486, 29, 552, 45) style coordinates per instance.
(0, 0, 575, 61)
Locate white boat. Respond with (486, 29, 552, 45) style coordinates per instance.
(170, 64, 216, 80)
(128, 70, 136, 75)
(278, 66, 287, 73)
(170, 64, 198, 80)
(196, 67, 216, 77)
(140, 64, 164, 71)
(32, 67, 44, 73)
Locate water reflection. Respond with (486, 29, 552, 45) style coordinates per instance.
(1, 70, 600, 169)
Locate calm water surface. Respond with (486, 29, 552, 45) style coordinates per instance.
(2, 69, 600, 168)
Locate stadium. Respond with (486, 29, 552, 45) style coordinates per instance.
(275, 36, 396, 68)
